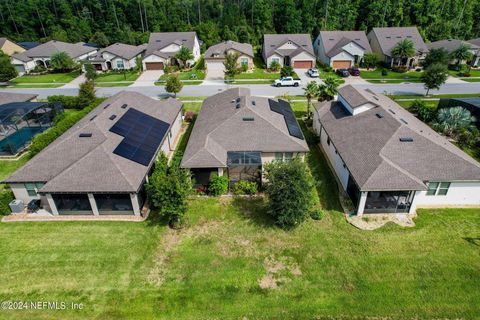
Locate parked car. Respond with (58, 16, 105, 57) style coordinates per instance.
(348, 67, 360, 76)
(336, 69, 350, 77)
(307, 68, 319, 77)
(274, 77, 301, 87)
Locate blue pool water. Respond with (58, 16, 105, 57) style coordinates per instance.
(0, 127, 47, 154)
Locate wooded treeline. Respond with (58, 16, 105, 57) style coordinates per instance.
(1, 0, 479, 49)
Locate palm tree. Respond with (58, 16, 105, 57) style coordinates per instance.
(451, 43, 473, 66)
(317, 76, 342, 101)
(175, 47, 194, 69)
(391, 39, 416, 67)
(303, 81, 318, 119)
(435, 106, 476, 136)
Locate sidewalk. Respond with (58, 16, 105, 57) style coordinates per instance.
(61, 73, 86, 88)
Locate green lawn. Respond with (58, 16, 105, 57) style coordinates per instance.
(11, 71, 81, 84)
(360, 69, 423, 79)
(235, 68, 281, 80)
(159, 70, 205, 81)
(95, 71, 140, 82)
(5, 84, 64, 88)
(389, 93, 480, 100)
(462, 78, 480, 82)
(230, 79, 274, 84)
(182, 102, 202, 113)
(95, 82, 133, 87)
(367, 79, 423, 84)
(449, 69, 480, 77)
(0, 156, 29, 190)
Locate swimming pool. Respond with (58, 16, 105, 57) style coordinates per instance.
(0, 127, 47, 154)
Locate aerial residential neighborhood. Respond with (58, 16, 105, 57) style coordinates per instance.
(0, 1, 479, 319)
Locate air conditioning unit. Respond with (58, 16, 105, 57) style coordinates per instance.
(9, 199, 24, 214)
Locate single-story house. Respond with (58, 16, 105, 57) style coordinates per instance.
(367, 27, 428, 68)
(11, 40, 98, 75)
(181, 88, 309, 188)
(4, 91, 183, 217)
(88, 43, 146, 71)
(313, 31, 372, 69)
(0, 37, 25, 56)
(313, 85, 480, 215)
(428, 39, 480, 66)
(142, 32, 201, 70)
(204, 40, 254, 74)
(437, 97, 480, 128)
(0, 92, 37, 105)
(468, 37, 480, 55)
(262, 34, 316, 69)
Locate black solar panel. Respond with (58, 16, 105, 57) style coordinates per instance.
(268, 99, 304, 140)
(109, 108, 169, 166)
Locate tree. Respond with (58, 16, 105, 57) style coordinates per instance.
(317, 76, 342, 101)
(423, 48, 450, 69)
(224, 52, 240, 78)
(451, 44, 474, 66)
(391, 39, 416, 66)
(90, 31, 110, 48)
(78, 80, 96, 108)
(421, 63, 449, 96)
(0, 51, 17, 82)
(145, 153, 192, 228)
(434, 107, 476, 137)
(363, 53, 379, 70)
(165, 74, 183, 97)
(50, 52, 76, 72)
(175, 46, 194, 69)
(303, 81, 318, 119)
(269, 60, 281, 72)
(280, 66, 294, 77)
(84, 63, 97, 82)
(263, 158, 315, 228)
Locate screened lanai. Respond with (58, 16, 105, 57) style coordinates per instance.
(0, 101, 63, 155)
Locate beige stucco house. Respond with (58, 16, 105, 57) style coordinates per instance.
(0, 38, 25, 56)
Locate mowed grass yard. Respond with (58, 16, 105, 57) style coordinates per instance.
(0, 103, 479, 319)
(10, 71, 81, 85)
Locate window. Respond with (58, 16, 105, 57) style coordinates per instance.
(272, 57, 280, 64)
(275, 152, 283, 161)
(426, 182, 450, 196)
(284, 152, 293, 161)
(240, 58, 248, 66)
(116, 60, 125, 69)
(25, 183, 37, 197)
(275, 152, 294, 162)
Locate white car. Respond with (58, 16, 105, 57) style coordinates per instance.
(307, 68, 319, 77)
(274, 77, 301, 87)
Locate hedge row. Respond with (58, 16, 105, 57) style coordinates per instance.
(0, 190, 14, 215)
(28, 98, 106, 158)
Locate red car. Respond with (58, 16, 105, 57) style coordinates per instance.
(348, 67, 360, 76)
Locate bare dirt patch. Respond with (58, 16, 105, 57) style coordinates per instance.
(258, 255, 302, 289)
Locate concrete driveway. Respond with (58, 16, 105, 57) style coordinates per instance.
(132, 70, 164, 87)
(294, 68, 322, 85)
(206, 61, 225, 80)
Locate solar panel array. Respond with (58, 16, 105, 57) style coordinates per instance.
(109, 108, 169, 166)
(268, 99, 304, 140)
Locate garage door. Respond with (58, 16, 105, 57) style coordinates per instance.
(293, 60, 313, 69)
(206, 61, 225, 80)
(145, 62, 164, 70)
(332, 60, 352, 69)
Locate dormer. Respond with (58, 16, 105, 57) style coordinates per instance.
(160, 43, 181, 53)
(278, 40, 298, 50)
(337, 85, 379, 116)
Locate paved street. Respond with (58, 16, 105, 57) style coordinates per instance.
(1, 81, 480, 99)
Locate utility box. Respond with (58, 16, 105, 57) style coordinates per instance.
(9, 199, 24, 214)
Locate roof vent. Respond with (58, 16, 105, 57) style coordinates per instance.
(354, 38, 361, 41)
(121, 104, 128, 109)
(182, 39, 187, 41)
(103, 104, 110, 109)
(79, 133, 92, 138)
(90, 115, 97, 121)
(399, 137, 413, 142)
(109, 115, 117, 120)
(373, 96, 379, 101)
(156, 40, 161, 42)
(252, 101, 256, 106)
(242, 117, 254, 121)
(386, 36, 391, 39)
(375, 112, 384, 118)
(400, 118, 408, 125)
(270, 44, 275, 47)
(236, 103, 241, 109)
(388, 108, 396, 114)
(236, 97, 241, 103)
(407, 36, 413, 38)
(329, 38, 334, 41)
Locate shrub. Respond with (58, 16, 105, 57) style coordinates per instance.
(264, 158, 315, 228)
(410, 100, 437, 122)
(29, 98, 105, 157)
(0, 51, 18, 81)
(194, 56, 205, 71)
(208, 175, 229, 196)
(309, 208, 325, 220)
(392, 65, 408, 73)
(184, 111, 196, 122)
(31, 65, 47, 73)
(165, 74, 183, 97)
(381, 69, 388, 76)
(78, 80, 96, 108)
(457, 128, 479, 148)
(280, 65, 294, 77)
(240, 63, 249, 72)
(232, 180, 258, 195)
(47, 95, 79, 109)
(0, 190, 14, 215)
(269, 60, 281, 72)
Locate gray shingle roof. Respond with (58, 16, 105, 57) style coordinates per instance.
(4, 92, 182, 193)
(0, 92, 37, 105)
(469, 38, 480, 47)
(369, 27, 428, 57)
(95, 43, 146, 60)
(337, 85, 380, 109)
(145, 32, 197, 58)
(0, 38, 7, 48)
(318, 31, 371, 58)
(263, 34, 315, 58)
(314, 85, 480, 191)
(428, 39, 480, 55)
(11, 40, 97, 62)
(204, 40, 253, 59)
(181, 88, 309, 168)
